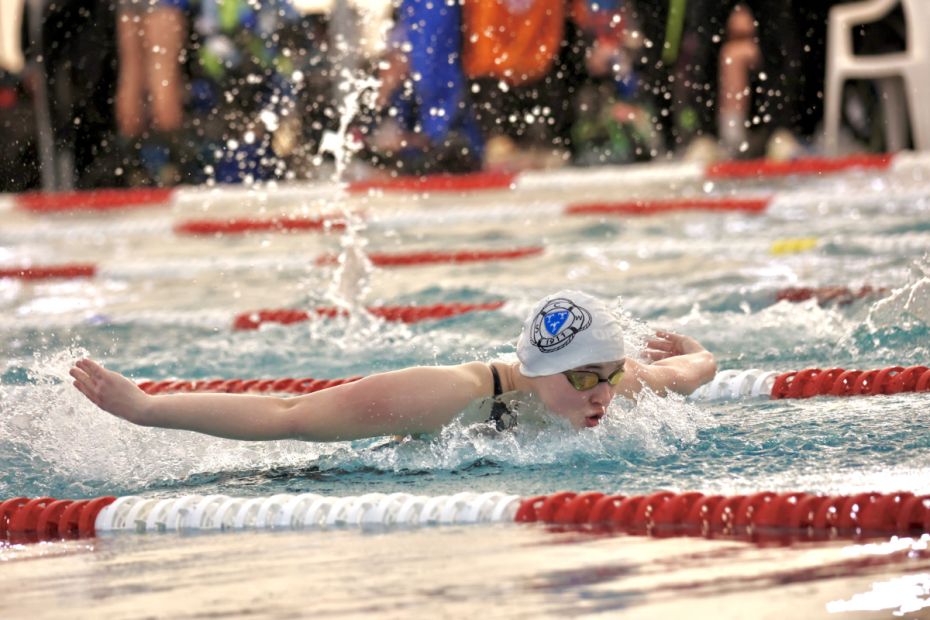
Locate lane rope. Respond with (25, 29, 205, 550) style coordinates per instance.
(14, 188, 174, 213)
(138, 376, 363, 395)
(706, 153, 894, 179)
(775, 286, 888, 305)
(132, 365, 929, 399)
(233, 301, 506, 330)
(11, 152, 919, 216)
(2, 490, 928, 545)
(0, 249, 542, 281)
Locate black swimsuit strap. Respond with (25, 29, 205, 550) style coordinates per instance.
(488, 364, 516, 431)
(490, 364, 504, 397)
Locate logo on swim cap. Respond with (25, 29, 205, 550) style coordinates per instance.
(530, 298, 592, 353)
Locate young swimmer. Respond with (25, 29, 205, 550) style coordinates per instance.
(69, 290, 716, 441)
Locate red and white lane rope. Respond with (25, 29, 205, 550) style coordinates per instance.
(5, 188, 930, 244)
(6, 152, 929, 218)
(0, 248, 542, 282)
(2, 489, 928, 545)
(0, 301, 506, 331)
(129, 365, 930, 400)
(689, 366, 930, 400)
(4, 226, 930, 279)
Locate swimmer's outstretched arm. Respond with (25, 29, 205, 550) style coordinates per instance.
(70, 359, 491, 441)
(621, 330, 717, 396)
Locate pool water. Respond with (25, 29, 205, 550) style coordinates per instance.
(2, 157, 930, 618)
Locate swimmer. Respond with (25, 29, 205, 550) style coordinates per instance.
(69, 290, 717, 441)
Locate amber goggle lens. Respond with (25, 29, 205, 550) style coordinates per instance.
(563, 367, 625, 391)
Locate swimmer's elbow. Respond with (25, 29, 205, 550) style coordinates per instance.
(678, 351, 716, 394)
(698, 351, 718, 386)
(664, 351, 717, 396)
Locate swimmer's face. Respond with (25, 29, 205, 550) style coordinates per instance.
(532, 361, 624, 429)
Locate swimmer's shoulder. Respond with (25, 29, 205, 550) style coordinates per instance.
(450, 360, 497, 396)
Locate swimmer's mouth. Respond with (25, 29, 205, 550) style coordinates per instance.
(585, 413, 604, 428)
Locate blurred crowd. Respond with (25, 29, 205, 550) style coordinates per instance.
(0, 0, 909, 191)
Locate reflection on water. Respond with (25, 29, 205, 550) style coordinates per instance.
(3, 526, 930, 619)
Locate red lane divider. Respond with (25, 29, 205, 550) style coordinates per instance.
(15, 188, 174, 213)
(314, 247, 543, 267)
(1, 496, 115, 544)
(10, 154, 900, 216)
(775, 286, 888, 305)
(0, 249, 541, 282)
(771, 366, 930, 399)
(0, 264, 97, 280)
(175, 215, 349, 236)
(707, 153, 893, 180)
(516, 490, 930, 540)
(138, 376, 363, 395)
(233, 300, 505, 330)
(566, 197, 770, 216)
(348, 171, 517, 194)
(133, 363, 930, 398)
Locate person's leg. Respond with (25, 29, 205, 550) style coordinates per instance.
(717, 5, 760, 155)
(115, 5, 146, 138)
(144, 4, 185, 133)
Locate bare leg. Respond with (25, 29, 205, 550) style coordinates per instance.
(717, 5, 759, 154)
(144, 5, 185, 132)
(115, 9, 146, 138)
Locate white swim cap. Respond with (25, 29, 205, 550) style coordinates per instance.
(516, 290, 625, 377)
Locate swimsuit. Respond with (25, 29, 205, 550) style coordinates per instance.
(488, 364, 517, 431)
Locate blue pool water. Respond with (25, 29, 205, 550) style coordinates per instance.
(2, 160, 930, 617)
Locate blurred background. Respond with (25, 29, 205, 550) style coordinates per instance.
(0, 0, 919, 192)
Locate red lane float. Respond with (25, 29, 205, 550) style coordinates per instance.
(138, 376, 363, 395)
(775, 286, 888, 305)
(232, 300, 505, 330)
(175, 215, 348, 236)
(566, 197, 770, 216)
(348, 171, 517, 194)
(314, 247, 543, 267)
(771, 366, 930, 399)
(0, 249, 541, 283)
(1, 496, 115, 543)
(175, 198, 774, 238)
(515, 490, 930, 538)
(706, 153, 894, 179)
(0, 264, 96, 280)
(15, 188, 174, 213)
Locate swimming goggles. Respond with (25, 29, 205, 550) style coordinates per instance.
(562, 366, 625, 391)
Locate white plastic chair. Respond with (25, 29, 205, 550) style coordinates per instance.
(823, 0, 930, 154)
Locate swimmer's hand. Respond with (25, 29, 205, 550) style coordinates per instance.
(643, 330, 707, 362)
(629, 331, 717, 396)
(70, 358, 152, 425)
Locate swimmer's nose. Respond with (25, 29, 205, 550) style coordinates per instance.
(589, 381, 613, 407)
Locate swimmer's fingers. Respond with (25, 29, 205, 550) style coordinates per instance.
(71, 358, 146, 421)
(646, 336, 675, 351)
(644, 334, 676, 359)
(642, 346, 673, 362)
(75, 358, 106, 380)
(71, 360, 105, 405)
(72, 376, 102, 408)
